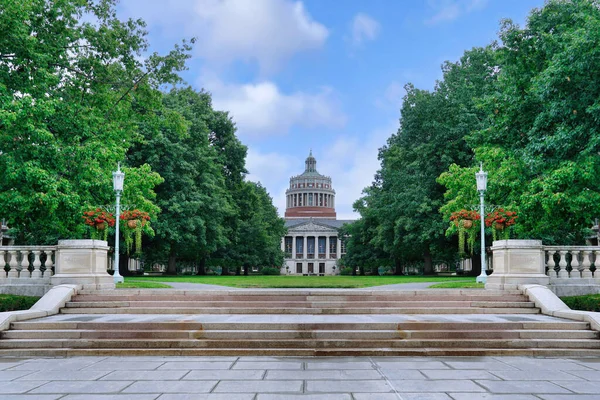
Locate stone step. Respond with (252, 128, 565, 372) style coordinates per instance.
(71, 294, 529, 302)
(58, 306, 541, 315)
(2, 337, 599, 350)
(63, 300, 536, 309)
(3, 329, 596, 340)
(3, 347, 600, 358)
(11, 320, 590, 331)
(75, 289, 526, 296)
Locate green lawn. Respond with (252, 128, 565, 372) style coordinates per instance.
(117, 281, 172, 289)
(428, 282, 485, 289)
(127, 275, 474, 288)
(0, 294, 40, 312)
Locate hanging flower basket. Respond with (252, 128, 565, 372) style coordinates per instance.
(120, 210, 151, 255)
(449, 210, 480, 256)
(485, 209, 517, 241)
(82, 208, 115, 241)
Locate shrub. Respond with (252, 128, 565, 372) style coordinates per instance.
(340, 267, 353, 276)
(561, 294, 600, 312)
(0, 295, 40, 312)
(261, 267, 281, 275)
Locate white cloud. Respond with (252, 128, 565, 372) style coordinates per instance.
(119, 0, 328, 73)
(318, 123, 395, 220)
(351, 13, 381, 46)
(246, 148, 300, 215)
(201, 73, 346, 138)
(426, 0, 488, 25)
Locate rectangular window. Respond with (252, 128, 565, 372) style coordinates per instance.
(319, 263, 325, 274)
(318, 237, 326, 259)
(284, 237, 292, 258)
(307, 237, 315, 259)
(341, 239, 347, 255)
(296, 237, 304, 258)
(296, 263, 302, 273)
(308, 193, 313, 206)
(308, 263, 314, 273)
(329, 237, 337, 259)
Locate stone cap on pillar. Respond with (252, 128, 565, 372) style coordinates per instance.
(491, 239, 543, 250)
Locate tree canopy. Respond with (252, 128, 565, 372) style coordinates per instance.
(344, 0, 600, 273)
(0, 0, 285, 272)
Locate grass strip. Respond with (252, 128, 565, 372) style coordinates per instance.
(127, 275, 472, 288)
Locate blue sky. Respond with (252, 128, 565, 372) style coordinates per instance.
(117, 0, 545, 219)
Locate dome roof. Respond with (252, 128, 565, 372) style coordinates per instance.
(300, 149, 322, 177)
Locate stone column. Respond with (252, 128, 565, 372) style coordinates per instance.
(337, 237, 341, 259)
(292, 235, 297, 258)
(280, 237, 285, 252)
(326, 236, 330, 259)
(51, 240, 115, 290)
(486, 239, 549, 290)
(303, 236, 307, 259)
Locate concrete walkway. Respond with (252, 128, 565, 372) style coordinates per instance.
(138, 281, 442, 291)
(1, 355, 600, 399)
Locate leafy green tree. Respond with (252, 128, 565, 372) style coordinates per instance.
(228, 181, 286, 275)
(351, 47, 497, 273)
(440, 0, 600, 244)
(0, 0, 189, 244)
(128, 87, 234, 274)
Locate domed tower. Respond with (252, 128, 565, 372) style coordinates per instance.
(285, 150, 336, 219)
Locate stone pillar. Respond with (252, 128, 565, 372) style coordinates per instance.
(303, 236, 307, 259)
(280, 237, 285, 252)
(486, 239, 549, 290)
(292, 235, 297, 258)
(326, 236, 330, 259)
(337, 237, 341, 259)
(51, 240, 115, 290)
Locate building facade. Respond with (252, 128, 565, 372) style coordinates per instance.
(281, 151, 353, 275)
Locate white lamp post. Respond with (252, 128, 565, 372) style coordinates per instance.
(475, 163, 488, 284)
(112, 164, 125, 284)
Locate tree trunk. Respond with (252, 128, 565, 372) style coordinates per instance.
(394, 259, 403, 275)
(423, 248, 433, 275)
(119, 254, 131, 276)
(235, 266, 241, 276)
(196, 258, 206, 275)
(243, 264, 249, 276)
(471, 255, 482, 277)
(166, 252, 177, 275)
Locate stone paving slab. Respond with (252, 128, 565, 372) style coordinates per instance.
(0, 355, 599, 398)
(32, 312, 577, 323)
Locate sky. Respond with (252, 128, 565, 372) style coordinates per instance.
(117, 0, 545, 220)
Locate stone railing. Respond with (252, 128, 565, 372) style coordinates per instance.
(1, 240, 114, 296)
(545, 246, 600, 280)
(0, 246, 56, 280)
(487, 240, 600, 296)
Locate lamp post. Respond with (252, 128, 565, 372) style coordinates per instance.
(112, 164, 125, 284)
(475, 163, 488, 284)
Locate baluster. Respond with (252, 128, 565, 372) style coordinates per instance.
(44, 250, 54, 277)
(558, 251, 569, 278)
(31, 251, 42, 278)
(19, 251, 30, 278)
(0, 250, 6, 279)
(546, 250, 556, 277)
(570, 251, 580, 278)
(595, 251, 600, 280)
(582, 250, 593, 278)
(7, 251, 18, 278)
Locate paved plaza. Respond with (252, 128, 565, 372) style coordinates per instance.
(1, 355, 600, 399)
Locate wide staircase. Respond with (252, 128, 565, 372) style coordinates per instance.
(2, 288, 600, 356)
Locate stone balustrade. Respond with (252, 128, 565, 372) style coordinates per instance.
(487, 240, 600, 296)
(545, 246, 600, 280)
(0, 246, 56, 280)
(1, 240, 114, 296)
